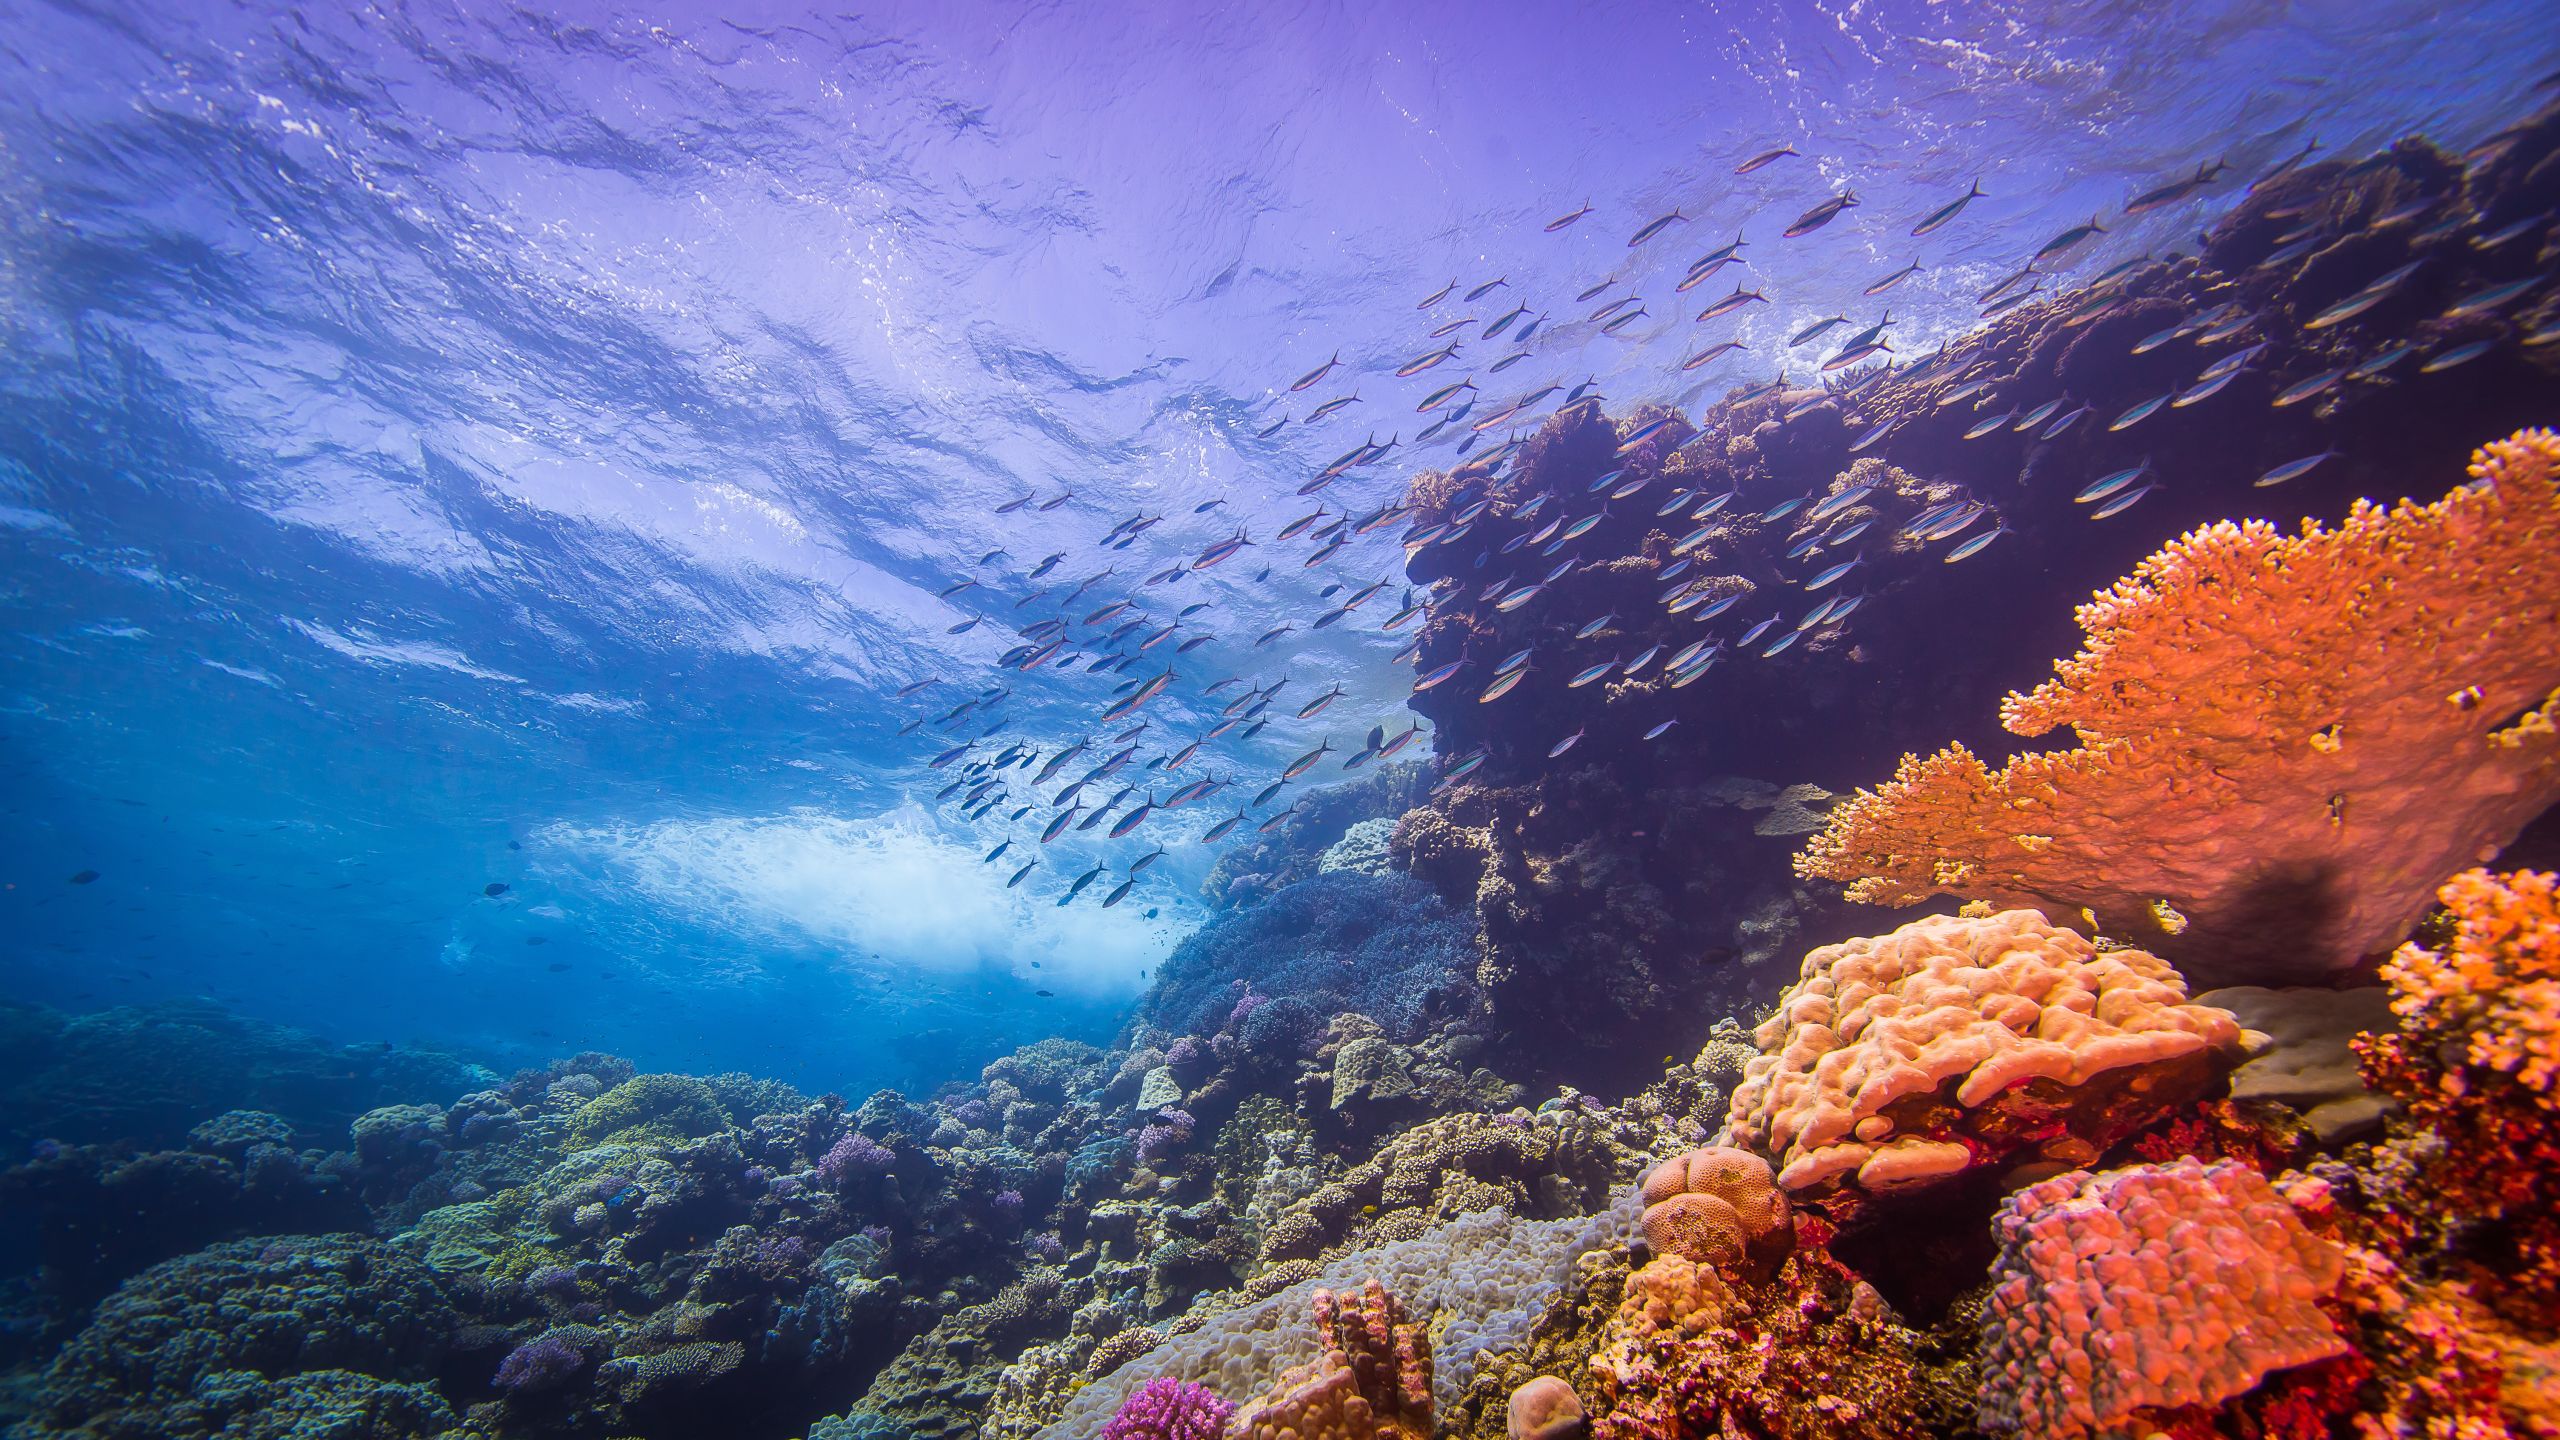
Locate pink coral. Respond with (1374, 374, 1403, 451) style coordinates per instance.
(1977, 1157, 2348, 1438)
(1797, 428, 2560, 986)
(1100, 1375, 1235, 1440)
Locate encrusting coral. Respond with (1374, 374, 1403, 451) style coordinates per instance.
(1976, 1157, 2349, 1439)
(1723, 908, 2246, 1201)
(2356, 867, 2560, 1327)
(1796, 428, 2560, 988)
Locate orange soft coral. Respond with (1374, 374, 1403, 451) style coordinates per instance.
(2357, 868, 2560, 1328)
(1796, 428, 2560, 987)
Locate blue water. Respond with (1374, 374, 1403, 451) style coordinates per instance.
(0, 0, 2546, 1096)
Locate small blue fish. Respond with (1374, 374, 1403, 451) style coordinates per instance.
(1643, 719, 1680, 740)
(1549, 727, 1587, 757)
(2255, 449, 2340, 487)
(2270, 368, 2345, 407)
(1762, 628, 1803, 657)
(2108, 392, 2172, 431)
(2419, 340, 2494, 372)
(1944, 523, 2011, 562)
(2090, 481, 2160, 519)
(1568, 659, 1618, 689)
(2076, 459, 2153, 504)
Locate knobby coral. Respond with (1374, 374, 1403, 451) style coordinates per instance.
(1977, 1158, 2348, 1438)
(2356, 867, 2560, 1325)
(1232, 1280, 1435, 1440)
(1797, 428, 2560, 987)
(1724, 909, 2245, 1199)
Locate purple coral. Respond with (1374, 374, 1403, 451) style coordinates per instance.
(817, 1132, 894, 1185)
(952, 1098, 995, 1128)
(991, 1188, 1025, 1224)
(1102, 1376, 1235, 1440)
(494, 1332, 589, 1393)
(1135, 1108, 1196, 1165)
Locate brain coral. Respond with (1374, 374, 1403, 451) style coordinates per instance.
(1797, 427, 2560, 987)
(1724, 909, 2245, 1197)
(1977, 1157, 2348, 1438)
(1637, 1147, 1792, 1281)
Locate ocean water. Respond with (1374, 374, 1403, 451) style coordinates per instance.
(1, 1, 2556, 1437)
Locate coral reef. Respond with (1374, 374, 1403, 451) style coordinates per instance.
(1723, 908, 2245, 1202)
(1977, 1158, 2348, 1438)
(1581, 1247, 1929, 1439)
(1797, 429, 2560, 986)
(2357, 867, 2560, 1326)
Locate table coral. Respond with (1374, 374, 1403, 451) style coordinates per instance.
(1977, 1158, 2348, 1438)
(1231, 1279, 1435, 1440)
(2356, 867, 2560, 1326)
(1724, 909, 2245, 1199)
(1796, 428, 2560, 987)
(1636, 1146, 1793, 1282)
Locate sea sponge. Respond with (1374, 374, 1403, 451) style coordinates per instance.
(1636, 1147, 1792, 1281)
(1724, 909, 2245, 1198)
(2356, 868, 2560, 1325)
(1797, 428, 2560, 986)
(1977, 1158, 2348, 1438)
(1231, 1280, 1434, 1440)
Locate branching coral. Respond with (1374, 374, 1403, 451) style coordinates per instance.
(1977, 1158, 2348, 1439)
(1101, 1375, 1235, 1440)
(2357, 867, 2560, 1326)
(1724, 908, 2245, 1200)
(1797, 428, 2560, 986)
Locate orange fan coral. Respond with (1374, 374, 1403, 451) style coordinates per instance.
(1796, 428, 2560, 987)
(2356, 868, 2560, 1327)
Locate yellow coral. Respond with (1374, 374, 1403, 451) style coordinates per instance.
(1798, 429, 2560, 985)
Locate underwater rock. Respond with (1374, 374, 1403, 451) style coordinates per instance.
(1798, 429, 2560, 987)
(1976, 1158, 2348, 1437)
(1140, 872, 1477, 1048)
(1135, 1066, 1185, 1112)
(1389, 772, 1823, 1089)
(2199, 983, 2397, 1144)
(1724, 908, 2245, 1204)
(18, 1233, 464, 1440)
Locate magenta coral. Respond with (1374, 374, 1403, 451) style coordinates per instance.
(1101, 1375, 1236, 1440)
